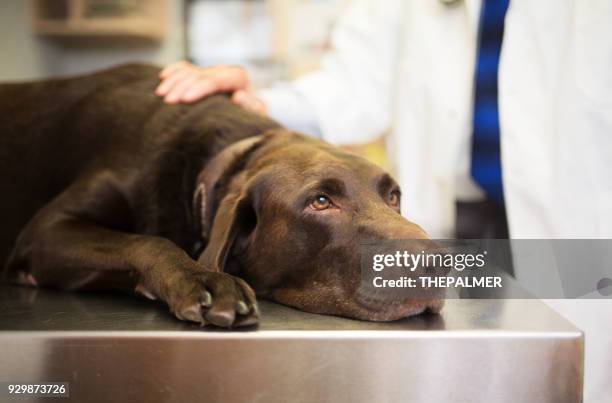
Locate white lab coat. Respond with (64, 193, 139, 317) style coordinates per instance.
(259, 1, 612, 401)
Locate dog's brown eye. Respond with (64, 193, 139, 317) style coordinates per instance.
(311, 195, 332, 210)
(388, 190, 400, 208)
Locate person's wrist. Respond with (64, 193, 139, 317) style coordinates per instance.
(231, 90, 268, 116)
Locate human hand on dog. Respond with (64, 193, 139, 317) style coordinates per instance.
(155, 61, 267, 116)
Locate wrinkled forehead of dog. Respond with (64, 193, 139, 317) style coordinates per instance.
(245, 131, 393, 193)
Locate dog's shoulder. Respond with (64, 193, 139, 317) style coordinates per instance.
(94, 62, 161, 81)
(77, 63, 164, 94)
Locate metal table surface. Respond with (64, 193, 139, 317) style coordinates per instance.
(0, 285, 583, 403)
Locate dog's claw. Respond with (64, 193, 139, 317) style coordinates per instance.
(201, 291, 212, 307)
(236, 300, 249, 315)
(252, 303, 261, 318)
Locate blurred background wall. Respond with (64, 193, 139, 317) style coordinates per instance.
(0, 0, 348, 83)
(0, 0, 184, 81)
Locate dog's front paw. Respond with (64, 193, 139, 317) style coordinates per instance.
(164, 270, 259, 328)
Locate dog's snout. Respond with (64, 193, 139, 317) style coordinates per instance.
(358, 207, 429, 241)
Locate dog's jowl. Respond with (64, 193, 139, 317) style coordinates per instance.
(0, 64, 443, 328)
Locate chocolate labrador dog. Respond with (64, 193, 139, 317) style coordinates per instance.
(0, 64, 443, 328)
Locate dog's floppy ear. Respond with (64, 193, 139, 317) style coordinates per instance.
(197, 183, 253, 272)
(194, 135, 264, 272)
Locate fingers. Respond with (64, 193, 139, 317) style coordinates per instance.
(156, 62, 250, 105)
(159, 60, 190, 79)
(163, 72, 202, 104)
(179, 70, 244, 104)
(155, 67, 192, 98)
(180, 79, 218, 103)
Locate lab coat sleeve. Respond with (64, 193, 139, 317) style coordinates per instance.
(257, 83, 323, 138)
(258, 0, 403, 145)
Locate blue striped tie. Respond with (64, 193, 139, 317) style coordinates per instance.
(470, 0, 510, 206)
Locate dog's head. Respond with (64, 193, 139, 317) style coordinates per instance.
(196, 130, 444, 321)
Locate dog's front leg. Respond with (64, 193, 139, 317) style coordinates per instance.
(4, 181, 258, 328)
(129, 235, 259, 327)
(6, 217, 258, 327)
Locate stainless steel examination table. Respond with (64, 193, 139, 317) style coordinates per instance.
(0, 285, 583, 403)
